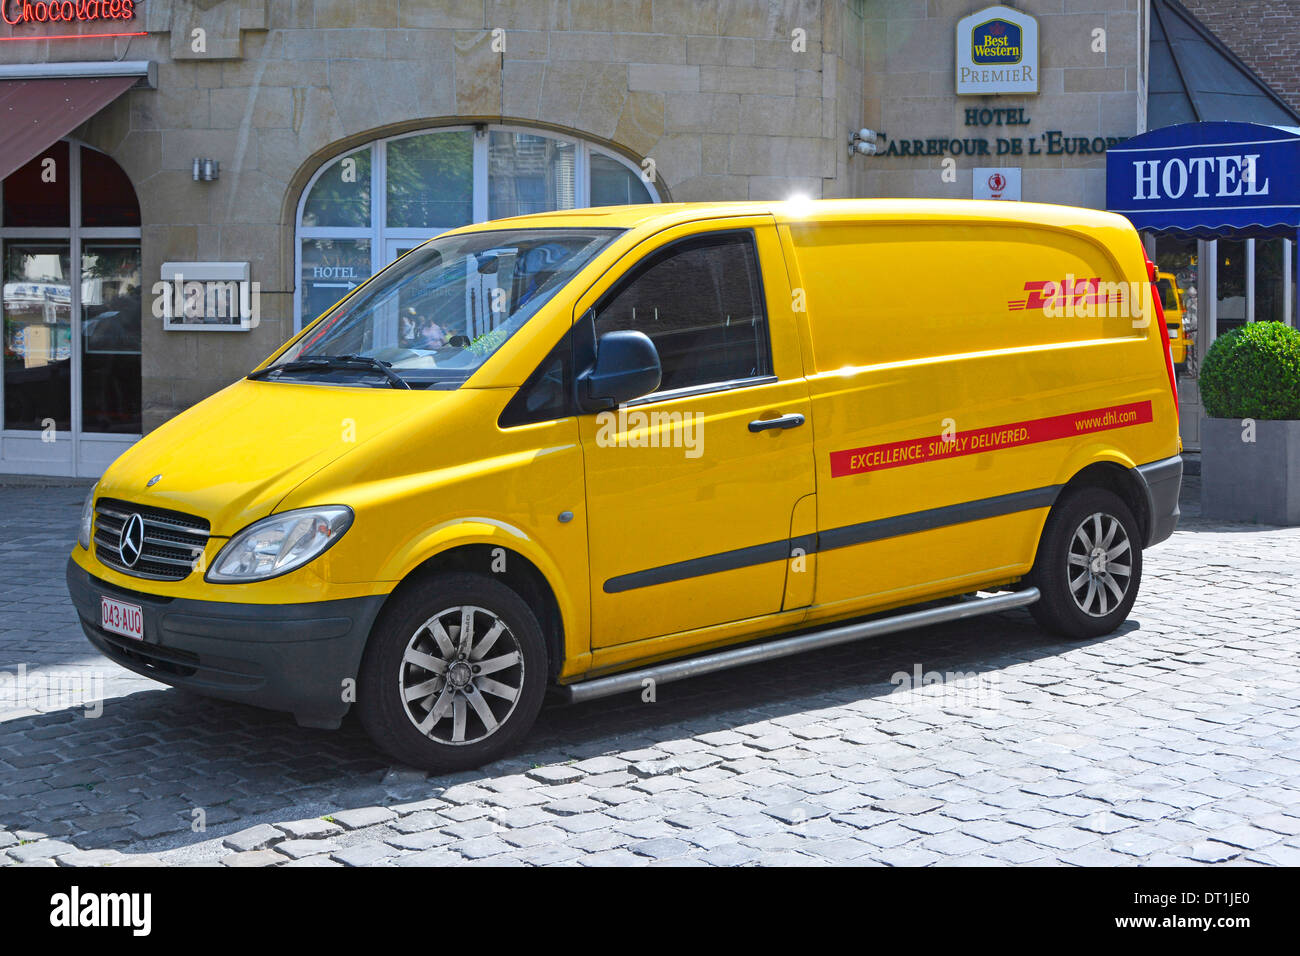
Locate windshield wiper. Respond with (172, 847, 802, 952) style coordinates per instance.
(248, 354, 411, 389)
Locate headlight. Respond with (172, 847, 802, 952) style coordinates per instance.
(206, 506, 353, 583)
(78, 487, 96, 551)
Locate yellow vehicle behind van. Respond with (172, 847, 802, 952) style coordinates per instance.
(1156, 270, 1191, 364)
(68, 200, 1182, 771)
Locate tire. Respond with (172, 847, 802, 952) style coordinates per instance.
(357, 572, 549, 773)
(1028, 486, 1143, 641)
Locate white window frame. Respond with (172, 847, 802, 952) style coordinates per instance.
(0, 139, 143, 477)
(293, 124, 658, 332)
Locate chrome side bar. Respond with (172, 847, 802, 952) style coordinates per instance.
(558, 588, 1040, 705)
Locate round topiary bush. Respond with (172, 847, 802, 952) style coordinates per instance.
(1199, 321, 1300, 420)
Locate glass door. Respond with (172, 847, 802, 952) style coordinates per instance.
(1, 141, 143, 477)
(80, 241, 142, 435)
(1154, 234, 1201, 449)
(3, 243, 73, 436)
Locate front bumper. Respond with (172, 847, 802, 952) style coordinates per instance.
(67, 558, 387, 728)
(1135, 454, 1183, 547)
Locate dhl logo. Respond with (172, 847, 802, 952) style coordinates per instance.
(1008, 277, 1123, 312)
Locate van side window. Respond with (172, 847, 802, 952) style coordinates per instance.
(593, 231, 771, 395)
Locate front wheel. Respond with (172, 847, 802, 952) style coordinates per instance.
(357, 572, 549, 773)
(1029, 487, 1143, 640)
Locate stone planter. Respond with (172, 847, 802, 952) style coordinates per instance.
(1201, 417, 1300, 525)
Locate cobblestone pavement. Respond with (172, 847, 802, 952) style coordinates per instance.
(2, 473, 1298, 867)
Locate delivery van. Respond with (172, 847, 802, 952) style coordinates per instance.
(67, 200, 1183, 771)
(1155, 270, 1191, 364)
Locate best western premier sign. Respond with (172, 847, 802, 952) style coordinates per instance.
(956, 5, 1039, 96)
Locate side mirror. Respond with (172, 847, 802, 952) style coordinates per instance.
(578, 330, 661, 411)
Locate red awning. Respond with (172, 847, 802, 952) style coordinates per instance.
(0, 74, 137, 182)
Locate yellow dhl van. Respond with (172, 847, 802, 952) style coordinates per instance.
(68, 200, 1183, 771)
(1155, 271, 1191, 364)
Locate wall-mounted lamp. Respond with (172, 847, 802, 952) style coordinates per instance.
(849, 128, 879, 157)
(192, 158, 220, 182)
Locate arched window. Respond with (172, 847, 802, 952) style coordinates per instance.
(1, 142, 142, 476)
(295, 125, 657, 330)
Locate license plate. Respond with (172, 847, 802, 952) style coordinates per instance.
(101, 596, 144, 641)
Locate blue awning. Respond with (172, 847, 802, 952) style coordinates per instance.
(1105, 122, 1300, 240)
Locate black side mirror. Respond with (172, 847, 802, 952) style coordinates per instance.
(578, 330, 661, 411)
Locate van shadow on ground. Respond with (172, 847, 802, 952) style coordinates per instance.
(0, 605, 1129, 860)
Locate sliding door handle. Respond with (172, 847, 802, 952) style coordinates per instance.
(748, 413, 806, 433)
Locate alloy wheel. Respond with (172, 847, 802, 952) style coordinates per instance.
(1067, 512, 1133, 618)
(398, 605, 525, 745)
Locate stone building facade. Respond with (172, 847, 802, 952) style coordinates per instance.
(3, 1, 882, 476)
(0, 0, 1234, 477)
(858, 0, 1144, 207)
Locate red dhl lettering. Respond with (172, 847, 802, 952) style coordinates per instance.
(1007, 277, 1121, 312)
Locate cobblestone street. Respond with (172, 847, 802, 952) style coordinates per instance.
(2, 474, 1298, 867)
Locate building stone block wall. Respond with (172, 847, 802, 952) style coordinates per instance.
(1, 1, 1151, 434)
(857, 0, 1143, 208)
(1, 0, 872, 431)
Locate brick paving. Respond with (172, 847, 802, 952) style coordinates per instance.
(2, 472, 1298, 866)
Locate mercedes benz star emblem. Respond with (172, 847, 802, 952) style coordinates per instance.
(119, 513, 145, 568)
(147, 474, 162, 487)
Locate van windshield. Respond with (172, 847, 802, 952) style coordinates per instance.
(259, 227, 621, 389)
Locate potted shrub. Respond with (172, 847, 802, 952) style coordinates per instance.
(1199, 321, 1300, 525)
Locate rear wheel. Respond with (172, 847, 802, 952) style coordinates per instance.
(358, 572, 548, 772)
(1029, 487, 1143, 640)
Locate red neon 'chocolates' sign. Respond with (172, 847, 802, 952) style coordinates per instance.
(2, 0, 136, 25)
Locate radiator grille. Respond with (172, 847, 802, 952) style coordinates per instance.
(94, 498, 210, 582)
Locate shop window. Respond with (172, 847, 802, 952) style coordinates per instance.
(387, 131, 473, 229)
(299, 238, 373, 340)
(3, 142, 71, 228)
(489, 132, 575, 219)
(2, 143, 142, 436)
(591, 153, 652, 205)
(80, 241, 142, 433)
(296, 126, 659, 330)
(1255, 238, 1288, 325)
(81, 148, 142, 228)
(1155, 235, 1198, 375)
(1216, 240, 1247, 338)
(3, 243, 72, 430)
(301, 147, 371, 229)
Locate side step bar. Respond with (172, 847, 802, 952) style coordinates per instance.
(557, 588, 1040, 705)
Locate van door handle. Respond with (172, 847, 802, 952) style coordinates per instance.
(748, 413, 806, 433)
